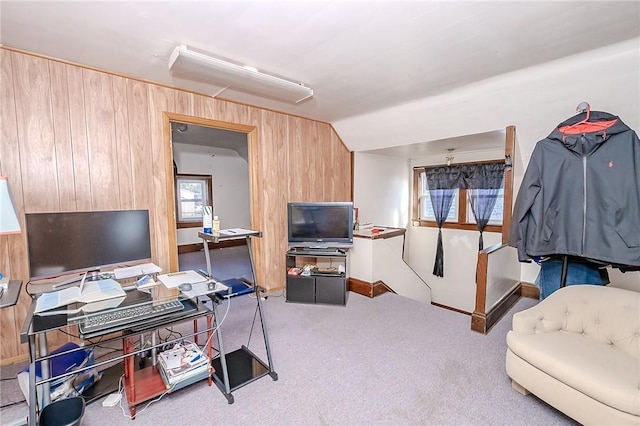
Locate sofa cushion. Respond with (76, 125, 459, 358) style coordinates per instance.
(507, 330, 640, 416)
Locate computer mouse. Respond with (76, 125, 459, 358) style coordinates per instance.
(178, 283, 192, 292)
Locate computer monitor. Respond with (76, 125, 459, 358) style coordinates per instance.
(26, 210, 152, 280)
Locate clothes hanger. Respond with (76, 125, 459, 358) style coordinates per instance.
(560, 102, 616, 134)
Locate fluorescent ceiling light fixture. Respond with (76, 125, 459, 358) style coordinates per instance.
(169, 45, 313, 104)
(0, 177, 21, 235)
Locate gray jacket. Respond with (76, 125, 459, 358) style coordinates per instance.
(509, 111, 640, 267)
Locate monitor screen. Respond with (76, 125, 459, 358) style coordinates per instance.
(26, 210, 152, 280)
(287, 202, 353, 248)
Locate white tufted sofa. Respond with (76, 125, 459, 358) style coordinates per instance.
(506, 285, 640, 425)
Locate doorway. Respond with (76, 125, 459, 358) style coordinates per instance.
(164, 114, 258, 281)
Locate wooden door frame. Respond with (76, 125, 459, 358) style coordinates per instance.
(502, 125, 516, 244)
(162, 112, 259, 274)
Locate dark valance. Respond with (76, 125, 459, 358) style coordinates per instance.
(424, 162, 504, 191)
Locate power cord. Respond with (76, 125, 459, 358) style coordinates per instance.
(116, 375, 171, 420)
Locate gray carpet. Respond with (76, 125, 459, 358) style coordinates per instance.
(0, 292, 577, 425)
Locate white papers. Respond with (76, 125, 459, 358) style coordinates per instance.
(218, 228, 255, 237)
(157, 270, 208, 289)
(180, 281, 229, 299)
(114, 262, 161, 279)
(35, 279, 126, 313)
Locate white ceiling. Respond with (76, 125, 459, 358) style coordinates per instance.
(1, 1, 639, 157)
(365, 128, 506, 159)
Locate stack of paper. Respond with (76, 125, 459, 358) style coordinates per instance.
(113, 263, 162, 280)
(157, 342, 210, 387)
(157, 270, 208, 289)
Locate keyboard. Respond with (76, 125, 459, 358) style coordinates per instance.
(78, 300, 184, 335)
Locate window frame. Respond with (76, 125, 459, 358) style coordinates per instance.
(412, 160, 504, 233)
(175, 173, 213, 229)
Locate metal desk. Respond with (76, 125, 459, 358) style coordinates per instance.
(199, 229, 278, 403)
(20, 285, 220, 424)
(0, 280, 22, 308)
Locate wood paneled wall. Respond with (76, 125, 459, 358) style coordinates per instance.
(0, 48, 351, 363)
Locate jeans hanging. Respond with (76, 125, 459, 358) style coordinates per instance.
(537, 258, 603, 300)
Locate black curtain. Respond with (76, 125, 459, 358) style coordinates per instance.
(424, 162, 504, 276)
(424, 167, 458, 277)
(464, 163, 504, 250)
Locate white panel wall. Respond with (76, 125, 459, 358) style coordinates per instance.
(173, 143, 250, 245)
(405, 227, 501, 312)
(353, 152, 410, 228)
(608, 269, 640, 292)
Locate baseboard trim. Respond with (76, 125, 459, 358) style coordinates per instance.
(471, 281, 538, 334)
(178, 238, 246, 254)
(432, 302, 472, 316)
(348, 277, 391, 298)
(1, 353, 28, 366)
(519, 281, 539, 299)
(473, 284, 521, 333)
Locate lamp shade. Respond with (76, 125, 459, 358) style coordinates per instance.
(0, 177, 21, 235)
(168, 45, 313, 104)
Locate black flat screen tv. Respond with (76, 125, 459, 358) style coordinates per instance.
(26, 210, 152, 280)
(287, 202, 354, 249)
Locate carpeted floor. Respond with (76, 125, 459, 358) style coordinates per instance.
(0, 290, 577, 425)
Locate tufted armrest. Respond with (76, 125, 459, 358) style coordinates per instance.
(511, 285, 640, 358)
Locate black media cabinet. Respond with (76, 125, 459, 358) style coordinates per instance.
(285, 249, 347, 305)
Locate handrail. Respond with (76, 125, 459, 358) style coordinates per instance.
(471, 242, 520, 333)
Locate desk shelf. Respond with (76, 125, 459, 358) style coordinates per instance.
(285, 250, 347, 305)
(122, 314, 214, 419)
(211, 346, 270, 394)
(124, 364, 167, 407)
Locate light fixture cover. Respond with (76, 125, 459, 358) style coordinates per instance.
(168, 45, 313, 104)
(0, 177, 21, 235)
(445, 148, 455, 166)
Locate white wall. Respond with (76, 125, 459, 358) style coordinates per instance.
(173, 143, 250, 245)
(608, 269, 640, 292)
(404, 149, 506, 310)
(353, 152, 410, 227)
(353, 147, 506, 311)
(406, 228, 502, 312)
(338, 37, 640, 287)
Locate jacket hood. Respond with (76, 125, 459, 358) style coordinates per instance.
(547, 111, 632, 156)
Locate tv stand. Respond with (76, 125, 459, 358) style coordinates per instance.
(291, 247, 346, 256)
(286, 249, 347, 305)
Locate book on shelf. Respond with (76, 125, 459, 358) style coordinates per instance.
(35, 278, 126, 314)
(287, 267, 302, 276)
